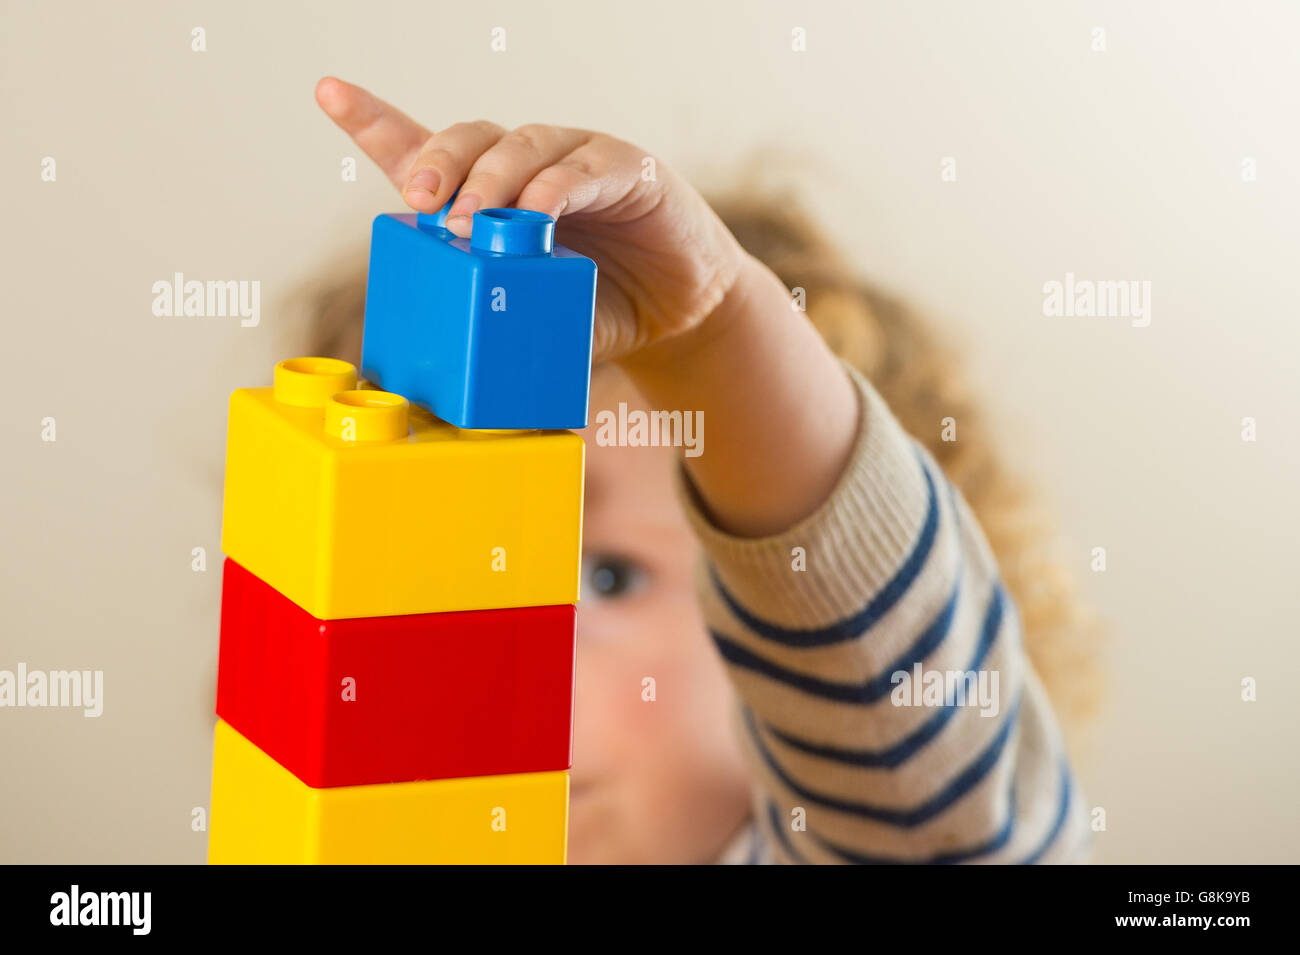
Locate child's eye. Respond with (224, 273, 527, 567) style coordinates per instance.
(582, 554, 646, 601)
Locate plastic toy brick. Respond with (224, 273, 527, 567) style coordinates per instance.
(208, 720, 568, 864)
(216, 558, 575, 787)
(361, 204, 597, 430)
(220, 357, 584, 619)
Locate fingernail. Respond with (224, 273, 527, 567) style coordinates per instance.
(403, 187, 440, 212)
(446, 214, 473, 237)
(406, 169, 440, 192)
(447, 192, 481, 219)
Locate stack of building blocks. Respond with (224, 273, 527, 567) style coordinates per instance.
(208, 202, 597, 864)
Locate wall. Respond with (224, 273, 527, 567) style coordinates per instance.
(1, 0, 1296, 862)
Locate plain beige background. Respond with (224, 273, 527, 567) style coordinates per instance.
(2, 0, 1296, 863)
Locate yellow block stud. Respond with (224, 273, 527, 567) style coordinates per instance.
(221, 359, 584, 618)
(208, 720, 568, 864)
(324, 390, 410, 443)
(273, 357, 358, 407)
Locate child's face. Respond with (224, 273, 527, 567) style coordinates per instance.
(569, 367, 752, 864)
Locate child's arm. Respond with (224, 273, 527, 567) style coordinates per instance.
(625, 258, 1090, 863)
(318, 81, 1090, 862)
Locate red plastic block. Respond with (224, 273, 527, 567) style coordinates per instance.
(216, 558, 575, 788)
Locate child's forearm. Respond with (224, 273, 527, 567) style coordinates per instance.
(669, 355, 1088, 864)
(618, 253, 860, 538)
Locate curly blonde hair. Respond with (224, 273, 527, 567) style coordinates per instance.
(291, 194, 1104, 746)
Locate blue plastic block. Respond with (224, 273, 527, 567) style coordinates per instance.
(361, 203, 597, 430)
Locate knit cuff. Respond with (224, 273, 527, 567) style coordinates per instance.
(673, 361, 932, 630)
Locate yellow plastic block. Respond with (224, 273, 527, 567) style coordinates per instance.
(220, 358, 584, 618)
(208, 720, 568, 864)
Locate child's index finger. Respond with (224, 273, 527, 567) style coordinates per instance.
(314, 77, 431, 193)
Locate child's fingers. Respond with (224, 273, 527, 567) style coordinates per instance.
(400, 120, 508, 214)
(314, 77, 431, 191)
(515, 136, 646, 220)
(441, 125, 592, 235)
(513, 161, 602, 219)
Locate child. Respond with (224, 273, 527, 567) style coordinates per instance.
(306, 77, 1101, 864)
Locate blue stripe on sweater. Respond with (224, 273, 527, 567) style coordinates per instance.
(744, 693, 1023, 827)
(764, 799, 812, 864)
(710, 572, 960, 705)
(786, 790, 1019, 865)
(758, 583, 1007, 768)
(707, 447, 941, 648)
(762, 756, 1074, 865)
(1018, 759, 1073, 864)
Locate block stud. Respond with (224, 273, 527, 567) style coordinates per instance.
(274, 357, 358, 408)
(325, 390, 410, 443)
(417, 195, 455, 233)
(470, 208, 555, 256)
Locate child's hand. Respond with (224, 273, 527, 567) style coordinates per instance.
(315, 77, 745, 363)
(316, 76, 859, 537)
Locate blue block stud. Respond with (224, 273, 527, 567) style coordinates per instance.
(361, 202, 597, 430)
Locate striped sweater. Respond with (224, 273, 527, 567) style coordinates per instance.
(675, 363, 1090, 864)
